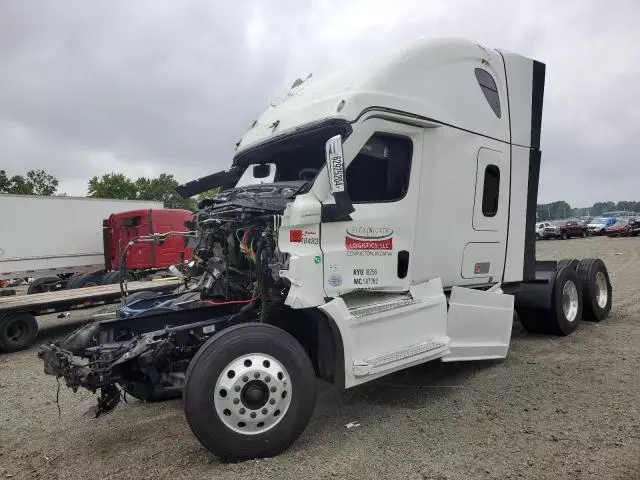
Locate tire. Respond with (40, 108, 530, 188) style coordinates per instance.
(64, 275, 83, 290)
(547, 265, 583, 336)
(581, 231, 587, 238)
(0, 313, 38, 352)
(27, 276, 60, 294)
(184, 323, 317, 460)
(561, 231, 568, 240)
(576, 258, 612, 322)
(536, 233, 541, 240)
(121, 380, 181, 402)
(101, 271, 134, 285)
(101, 271, 120, 285)
(75, 275, 102, 289)
(557, 258, 580, 270)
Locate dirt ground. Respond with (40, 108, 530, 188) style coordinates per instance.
(1, 236, 639, 480)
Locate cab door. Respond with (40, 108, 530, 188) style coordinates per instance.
(320, 119, 423, 296)
(461, 146, 510, 281)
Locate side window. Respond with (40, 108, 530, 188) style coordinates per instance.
(474, 68, 501, 118)
(481, 165, 500, 217)
(121, 216, 141, 228)
(346, 133, 412, 203)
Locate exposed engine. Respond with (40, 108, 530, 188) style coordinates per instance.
(183, 181, 309, 315)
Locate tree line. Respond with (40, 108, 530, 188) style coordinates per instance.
(1, 169, 215, 211)
(537, 201, 640, 221)
(3, 168, 638, 218)
(0, 169, 59, 196)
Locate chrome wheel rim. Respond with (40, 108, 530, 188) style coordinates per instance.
(562, 280, 579, 322)
(595, 271, 608, 308)
(214, 353, 292, 435)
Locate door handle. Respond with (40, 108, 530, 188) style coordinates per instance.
(397, 250, 409, 279)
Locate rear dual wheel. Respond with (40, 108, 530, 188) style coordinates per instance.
(64, 274, 101, 289)
(184, 323, 316, 461)
(27, 277, 61, 295)
(518, 258, 612, 335)
(518, 265, 582, 336)
(577, 258, 612, 322)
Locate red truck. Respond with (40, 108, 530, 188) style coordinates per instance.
(104, 209, 193, 273)
(542, 220, 588, 240)
(29, 208, 194, 292)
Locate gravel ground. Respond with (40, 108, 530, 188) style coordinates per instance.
(1, 236, 639, 480)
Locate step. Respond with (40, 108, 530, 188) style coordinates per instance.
(347, 295, 418, 318)
(352, 339, 449, 377)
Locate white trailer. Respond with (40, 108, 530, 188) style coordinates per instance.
(39, 38, 613, 461)
(0, 194, 161, 281)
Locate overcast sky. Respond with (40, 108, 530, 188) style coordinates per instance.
(1, 0, 638, 206)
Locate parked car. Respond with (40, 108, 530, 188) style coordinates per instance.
(602, 210, 638, 218)
(543, 220, 588, 240)
(605, 217, 640, 237)
(587, 217, 616, 235)
(536, 222, 552, 240)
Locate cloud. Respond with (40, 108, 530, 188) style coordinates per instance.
(0, 0, 638, 206)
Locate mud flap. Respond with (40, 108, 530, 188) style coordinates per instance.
(441, 285, 514, 362)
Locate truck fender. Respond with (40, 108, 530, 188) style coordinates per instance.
(266, 309, 345, 389)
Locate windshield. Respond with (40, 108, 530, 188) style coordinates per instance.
(235, 156, 323, 188)
(235, 163, 277, 187)
(232, 123, 348, 189)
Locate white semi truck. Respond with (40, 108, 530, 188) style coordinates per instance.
(39, 39, 612, 460)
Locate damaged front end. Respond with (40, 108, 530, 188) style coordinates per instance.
(38, 122, 340, 418)
(38, 180, 308, 417)
(38, 307, 249, 416)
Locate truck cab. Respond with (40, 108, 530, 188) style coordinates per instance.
(103, 208, 193, 272)
(39, 38, 613, 461)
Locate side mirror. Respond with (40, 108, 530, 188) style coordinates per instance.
(325, 135, 345, 194)
(321, 134, 354, 222)
(253, 164, 271, 179)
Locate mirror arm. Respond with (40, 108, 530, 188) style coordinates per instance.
(321, 134, 354, 222)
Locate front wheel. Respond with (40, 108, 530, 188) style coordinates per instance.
(184, 323, 317, 460)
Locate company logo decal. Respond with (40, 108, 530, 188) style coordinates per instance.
(345, 227, 393, 240)
(345, 226, 393, 250)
